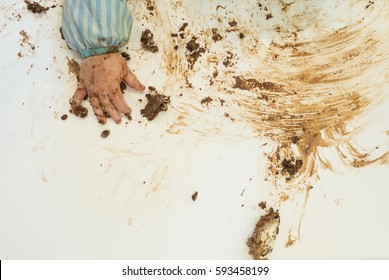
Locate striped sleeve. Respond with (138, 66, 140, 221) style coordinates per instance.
(61, 0, 133, 58)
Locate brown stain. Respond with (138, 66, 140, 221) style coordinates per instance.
(66, 57, 80, 80)
(19, 30, 36, 51)
(166, 114, 188, 134)
(285, 229, 297, 248)
(233, 76, 285, 93)
(234, 18, 389, 190)
(278, 0, 295, 12)
(130, 0, 389, 258)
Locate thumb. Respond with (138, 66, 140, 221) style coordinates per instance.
(123, 66, 145, 91)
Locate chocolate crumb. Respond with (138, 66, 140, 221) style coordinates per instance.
(186, 38, 200, 52)
(179, 22, 188, 32)
(281, 158, 303, 176)
(247, 208, 280, 260)
(365, 1, 374, 9)
(25, 1, 49, 14)
(121, 52, 131, 61)
(192, 191, 198, 201)
(61, 114, 68, 121)
(101, 130, 110, 138)
(141, 91, 170, 121)
(223, 51, 235, 67)
(258, 202, 267, 209)
(201, 97, 213, 107)
(140, 29, 159, 53)
(228, 20, 237, 27)
(211, 28, 223, 42)
(186, 37, 206, 69)
(146, 2, 155, 11)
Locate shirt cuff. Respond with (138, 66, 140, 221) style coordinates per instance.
(80, 46, 119, 58)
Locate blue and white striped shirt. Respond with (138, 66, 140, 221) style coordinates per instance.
(62, 0, 133, 58)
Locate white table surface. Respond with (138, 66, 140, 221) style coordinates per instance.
(1, 0, 388, 259)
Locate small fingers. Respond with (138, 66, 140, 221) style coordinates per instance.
(109, 88, 131, 114)
(89, 92, 106, 125)
(123, 68, 145, 91)
(99, 93, 122, 124)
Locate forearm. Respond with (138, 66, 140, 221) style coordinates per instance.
(61, 0, 133, 58)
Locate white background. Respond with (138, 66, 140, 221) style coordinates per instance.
(0, 0, 388, 260)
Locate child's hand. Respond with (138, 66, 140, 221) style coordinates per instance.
(71, 52, 145, 124)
